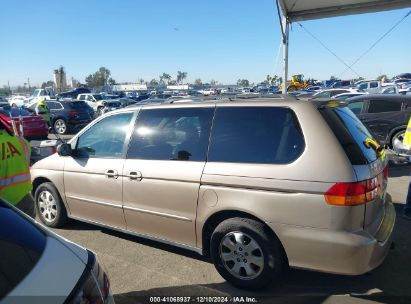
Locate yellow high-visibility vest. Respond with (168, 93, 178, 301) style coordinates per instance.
(0, 130, 32, 205)
(403, 117, 411, 149)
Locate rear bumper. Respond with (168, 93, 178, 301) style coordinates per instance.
(268, 202, 395, 275)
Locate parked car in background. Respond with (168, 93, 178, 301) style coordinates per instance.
(332, 92, 367, 100)
(355, 80, 383, 93)
(0, 199, 113, 303)
(311, 88, 360, 99)
(77, 93, 123, 116)
(380, 85, 400, 94)
(28, 100, 94, 135)
(31, 96, 394, 290)
(57, 87, 91, 99)
(8, 95, 29, 107)
(330, 80, 352, 88)
(346, 94, 411, 146)
(400, 86, 411, 95)
(0, 104, 48, 140)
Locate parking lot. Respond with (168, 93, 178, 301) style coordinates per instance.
(35, 145, 410, 304)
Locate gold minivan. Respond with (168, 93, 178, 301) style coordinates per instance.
(31, 97, 395, 289)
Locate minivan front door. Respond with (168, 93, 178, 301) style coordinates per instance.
(122, 107, 214, 248)
(64, 112, 135, 229)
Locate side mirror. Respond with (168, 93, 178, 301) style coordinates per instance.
(57, 143, 72, 156)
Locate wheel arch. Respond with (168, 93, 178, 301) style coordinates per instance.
(32, 177, 70, 214)
(201, 210, 288, 264)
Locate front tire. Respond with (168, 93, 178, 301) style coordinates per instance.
(34, 182, 68, 228)
(210, 218, 285, 290)
(391, 129, 406, 147)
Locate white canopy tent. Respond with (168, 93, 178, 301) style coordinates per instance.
(277, 0, 411, 93)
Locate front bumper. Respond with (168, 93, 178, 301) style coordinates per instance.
(268, 202, 395, 275)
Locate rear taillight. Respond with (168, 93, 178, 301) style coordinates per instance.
(69, 111, 79, 117)
(325, 165, 388, 206)
(383, 165, 389, 179)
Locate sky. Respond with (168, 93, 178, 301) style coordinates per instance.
(0, 0, 410, 87)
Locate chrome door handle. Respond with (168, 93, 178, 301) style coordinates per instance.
(104, 169, 119, 178)
(127, 171, 142, 181)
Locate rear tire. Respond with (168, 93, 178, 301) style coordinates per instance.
(210, 217, 286, 290)
(54, 118, 67, 135)
(34, 182, 68, 228)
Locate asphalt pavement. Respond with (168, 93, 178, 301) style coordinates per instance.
(32, 158, 410, 304)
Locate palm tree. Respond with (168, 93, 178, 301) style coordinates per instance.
(266, 75, 272, 85)
(176, 71, 188, 84)
(161, 73, 171, 84)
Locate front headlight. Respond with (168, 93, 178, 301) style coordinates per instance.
(66, 251, 113, 304)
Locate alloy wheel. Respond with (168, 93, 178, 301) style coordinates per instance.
(38, 190, 58, 223)
(54, 119, 67, 134)
(219, 231, 264, 280)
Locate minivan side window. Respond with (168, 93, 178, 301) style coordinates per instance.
(368, 100, 401, 113)
(208, 107, 304, 164)
(127, 107, 214, 161)
(75, 112, 134, 158)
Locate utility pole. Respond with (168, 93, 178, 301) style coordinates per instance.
(27, 77, 31, 93)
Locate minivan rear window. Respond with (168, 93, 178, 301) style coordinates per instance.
(320, 107, 378, 165)
(208, 107, 305, 164)
(0, 202, 46, 300)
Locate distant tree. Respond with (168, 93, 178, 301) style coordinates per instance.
(138, 78, 144, 84)
(160, 73, 171, 84)
(330, 75, 337, 80)
(377, 74, 388, 82)
(0, 86, 11, 96)
(271, 75, 279, 85)
(210, 79, 218, 86)
(237, 79, 250, 87)
(176, 71, 188, 84)
(169, 79, 177, 85)
(266, 75, 272, 85)
(150, 79, 159, 86)
(108, 78, 116, 85)
(194, 78, 202, 85)
(41, 80, 55, 89)
(85, 67, 113, 90)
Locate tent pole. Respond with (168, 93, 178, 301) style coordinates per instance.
(282, 16, 289, 94)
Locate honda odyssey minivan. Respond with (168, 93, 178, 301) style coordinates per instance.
(30, 96, 395, 290)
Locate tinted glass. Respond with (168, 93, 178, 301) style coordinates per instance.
(320, 107, 377, 165)
(347, 101, 365, 114)
(0, 202, 46, 300)
(208, 107, 304, 164)
(46, 102, 57, 110)
(358, 83, 367, 90)
(370, 82, 379, 88)
(68, 101, 89, 109)
(76, 112, 133, 158)
(368, 100, 402, 113)
(127, 107, 214, 161)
